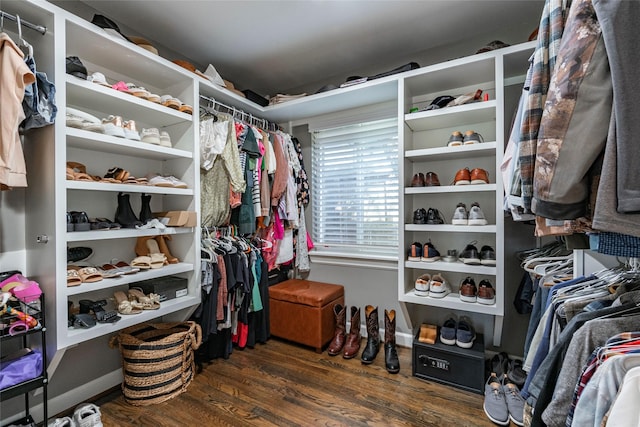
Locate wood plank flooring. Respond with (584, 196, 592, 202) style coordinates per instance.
(93, 338, 500, 427)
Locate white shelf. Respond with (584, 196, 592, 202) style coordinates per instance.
(66, 263, 195, 296)
(405, 260, 496, 275)
(405, 142, 497, 161)
(399, 291, 499, 315)
(66, 128, 192, 160)
(66, 180, 193, 196)
(66, 76, 192, 127)
(405, 224, 496, 233)
(63, 295, 200, 348)
(67, 227, 192, 242)
(404, 101, 496, 132)
(405, 184, 496, 195)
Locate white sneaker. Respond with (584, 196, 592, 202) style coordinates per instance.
(429, 274, 451, 298)
(48, 417, 74, 427)
(123, 120, 140, 141)
(414, 274, 431, 297)
(166, 175, 188, 188)
(451, 203, 468, 225)
(73, 403, 103, 427)
(468, 202, 488, 225)
(101, 115, 126, 138)
(159, 131, 172, 148)
(146, 173, 174, 187)
(66, 107, 104, 133)
(141, 128, 161, 145)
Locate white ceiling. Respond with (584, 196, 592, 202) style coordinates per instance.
(67, 1, 544, 97)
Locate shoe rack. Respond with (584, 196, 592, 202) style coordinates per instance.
(397, 44, 535, 347)
(14, 0, 201, 355)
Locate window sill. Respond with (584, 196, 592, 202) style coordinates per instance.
(309, 247, 398, 270)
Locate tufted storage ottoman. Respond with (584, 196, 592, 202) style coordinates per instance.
(269, 279, 345, 353)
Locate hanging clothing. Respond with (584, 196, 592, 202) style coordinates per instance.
(0, 33, 35, 189)
(21, 54, 57, 131)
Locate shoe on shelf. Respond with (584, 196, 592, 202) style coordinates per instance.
(452, 202, 468, 225)
(141, 128, 161, 145)
(66, 107, 105, 133)
(411, 172, 425, 187)
(101, 115, 126, 138)
(447, 131, 464, 147)
(407, 242, 423, 261)
(421, 241, 441, 262)
(502, 377, 525, 426)
(413, 208, 427, 224)
(165, 175, 188, 188)
(470, 168, 490, 184)
(453, 167, 471, 185)
(480, 245, 496, 265)
(468, 202, 488, 225)
(478, 280, 496, 305)
(66, 56, 87, 79)
(123, 120, 141, 140)
(428, 273, 450, 298)
(426, 208, 445, 225)
(463, 130, 484, 145)
(159, 131, 172, 148)
(460, 242, 481, 265)
(414, 274, 431, 297)
(483, 373, 509, 426)
(67, 246, 93, 263)
(459, 276, 477, 303)
(440, 318, 457, 345)
(456, 319, 476, 348)
(424, 171, 440, 186)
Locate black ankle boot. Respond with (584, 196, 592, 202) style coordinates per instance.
(361, 305, 380, 364)
(139, 193, 153, 224)
(115, 192, 142, 228)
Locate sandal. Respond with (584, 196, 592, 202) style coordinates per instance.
(89, 218, 111, 231)
(95, 265, 123, 279)
(95, 218, 121, 230)
(114, 290, 143, 315)
(67, 269, 82, 287)
(68, 266, 103, 283)
(110, 260, 140, 275)
(160, 94, 181, 109)
(66, 162, 96, 182)
(128, 288, 161, 310)
(147, 238, 168, 268)
(178, 103, 193, 115)
(125, 83, 150, 99)
(104, 167, 130, 183)
(79, 299, 120, 323)
(130, 256, 151, 270)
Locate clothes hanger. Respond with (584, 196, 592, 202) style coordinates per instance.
(15, 15, 33, 58)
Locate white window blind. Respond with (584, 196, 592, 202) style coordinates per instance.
(311, 118, 399, 252)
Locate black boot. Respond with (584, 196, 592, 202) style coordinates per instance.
(361, 305, 380, 364)
(384, 309, 400, 373)
(115, 192, 142, 228)
(139, 193, 153, 224)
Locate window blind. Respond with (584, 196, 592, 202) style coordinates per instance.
(311, 118, 399, 251)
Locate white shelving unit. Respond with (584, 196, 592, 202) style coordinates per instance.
(397, 43, 535, 347)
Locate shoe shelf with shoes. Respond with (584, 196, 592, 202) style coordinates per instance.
(397, 45, 535, 347)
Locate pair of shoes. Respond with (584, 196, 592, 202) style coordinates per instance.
(447, 130, 484, 147)
(101, 115, 140, 140)
(414, 273, 449, 298)
(459, 242, 496, 266)
(72, 402, 103, 427)
(145, 173, 188, 188)
(451, 202, 488, 225)
(140, 128, 172, 147)
(328, 305, 361, 359)
(440, 317, 475, 348)
(406, 241, 440, 262)
(453, 167, 490, 185)
(68, 211, 90, 231)
(459, 277, 495, 304)
(135, 235, 179, 264)
(483, 374, 524, 426)
(67, 246, 93, 263)
(413, 207, 446, 225)
(410, 172, 440, 187)
(66, 107, 104, 133)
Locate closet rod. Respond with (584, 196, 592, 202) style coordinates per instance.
(199, 94, 279, 131)
(0, 11, 47, 35)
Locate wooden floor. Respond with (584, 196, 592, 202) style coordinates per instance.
(94, 338, 500, 427)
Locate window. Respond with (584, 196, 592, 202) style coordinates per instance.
(311, 118, 399, 254)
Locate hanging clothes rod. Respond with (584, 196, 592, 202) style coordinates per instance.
(199, 94, 279, 131)
(0, 11, 47, 35)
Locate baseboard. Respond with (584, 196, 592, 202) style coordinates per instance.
(354, 323, 413, 348)
(6, 369, 123, 424)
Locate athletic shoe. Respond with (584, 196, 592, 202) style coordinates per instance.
(453, 167, 471, 185)
(101, 115, 126, 138)
(67, 247, 93, 263)
(463, 130, 484, 145)
(483, 374, 509, 426)
(426, 208, 445, 225)
(478, 280, 496, 305)
(407, 242, 423, 261)
(413, 208, 427, 224)
(468, 202, 488, 225)
(459, 277, 477, 303)
(460, 242, 481, 265)
(428, 274, 450, 298)
(452, 202, 468, 225)
(414, 274, 431, 297)
(456, 319, 476, 348)
(447, 131, 464, 147)
(440, 318, 457, 345)
(480, 245, 496, 265)
(502, 377, 525, 426)
(470, 168, 490, 184)
(421, 241, 441, 262)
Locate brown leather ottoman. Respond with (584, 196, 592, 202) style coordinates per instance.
(269, 279, 345, 353)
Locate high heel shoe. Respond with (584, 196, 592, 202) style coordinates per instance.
(156, 235, 179, 264)
(146, 238, 167, 268)
(135, 236, 154, 257)
(114, 290, 143, 315)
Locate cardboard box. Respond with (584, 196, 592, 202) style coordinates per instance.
(412, 329, 485, 394)
(129, 276, 188, 302)
(153, 211, 197, 227)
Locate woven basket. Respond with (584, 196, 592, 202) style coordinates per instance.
(109, 321, 202, 406)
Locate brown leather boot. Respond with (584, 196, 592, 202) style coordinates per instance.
(156, 235, 179, 264)
(360, 305, 380, 364)
(384, 309, 400, 374)
(135, 236, 154, 256)
(343, 306, 361, 359)
(327, 304, 346, 356)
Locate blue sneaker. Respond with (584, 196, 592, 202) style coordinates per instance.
(440, 318, 457, 345)
(421, 241, 441, 262)
(456, 320, 476, 348)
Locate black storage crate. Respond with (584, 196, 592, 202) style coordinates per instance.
(412, 329, 485, 394)
(129, 276, 188, 302)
